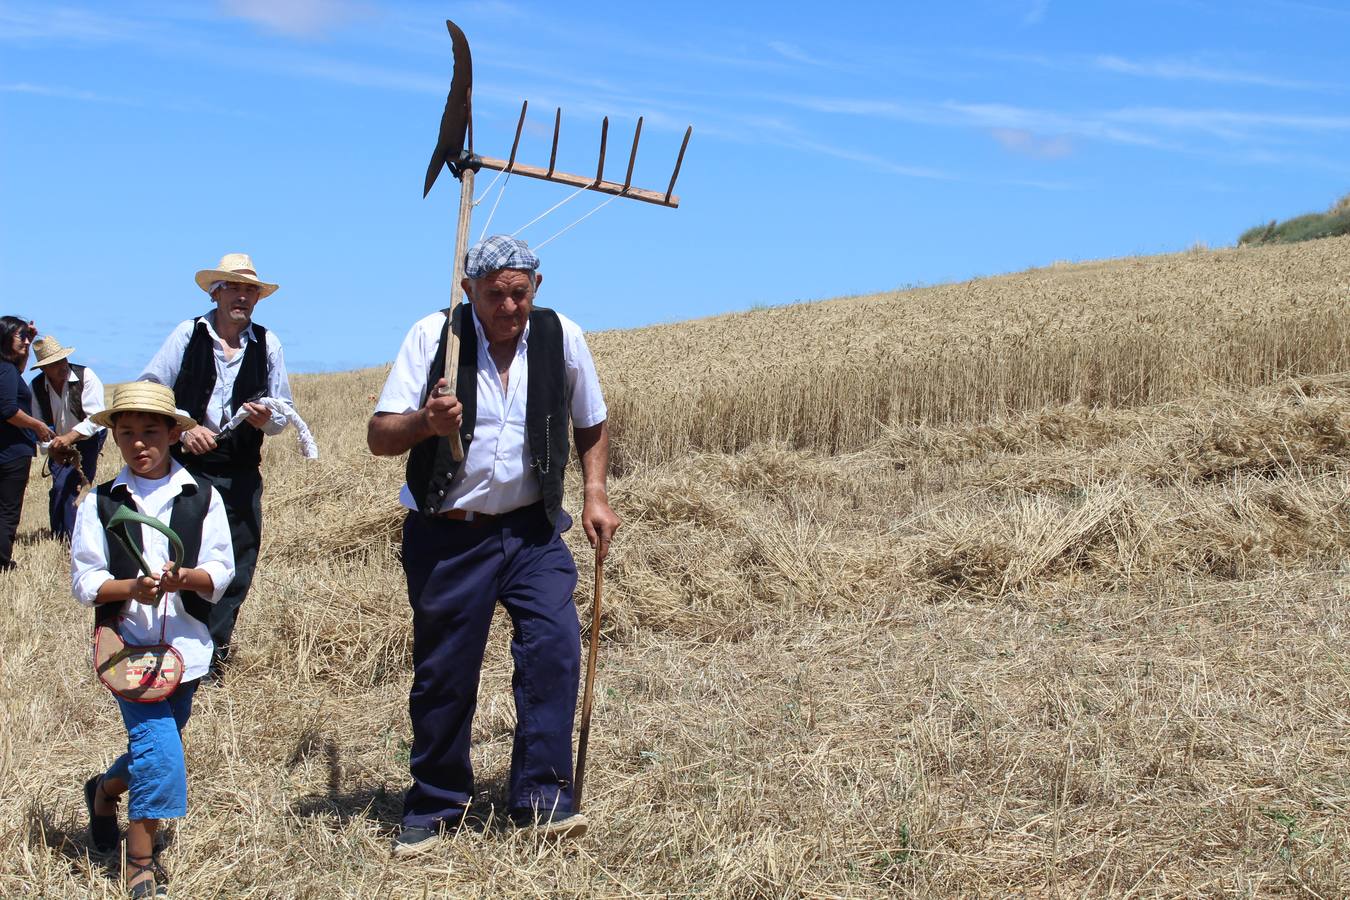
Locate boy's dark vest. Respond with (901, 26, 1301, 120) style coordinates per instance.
(93, 475, 212, 627)
(406, 305, 570, 525)
(31, 364, 88, 426)
(171, 315, 269, 472)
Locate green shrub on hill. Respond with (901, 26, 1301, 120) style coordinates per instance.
(1240, 193, 1350, 246)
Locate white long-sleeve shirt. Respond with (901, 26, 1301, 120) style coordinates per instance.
(31, 365, 106, 438)
(72, 462, 235, 681)
(140, 313, 292, 435)
(375, 306, 607, 515)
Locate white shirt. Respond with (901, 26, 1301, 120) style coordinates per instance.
(71, 461, 235, 681)
(30, 364, 106, 438)
(140, 314, 292, 435)
(375, 307, 608, 515)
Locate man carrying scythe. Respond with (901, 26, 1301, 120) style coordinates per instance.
(369, 16, 688, 857)
(368, 234, 619, 856)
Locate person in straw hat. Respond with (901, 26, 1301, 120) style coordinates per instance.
(368, 235, 620, 856)
(140, 252, 296, 682)
(28, 334, 107, 539)
(0, 315, 51, 572)
(71, 381, 234, 896)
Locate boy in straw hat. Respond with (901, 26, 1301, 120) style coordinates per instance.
(71, 381, 234, 896)
(28, 334, 107, 539)
(141, 252, 297, 681)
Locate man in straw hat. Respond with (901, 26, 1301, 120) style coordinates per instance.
(28, 335, 107, 539)
(140, 252, 296, 681)
(368, 234, 620, 856)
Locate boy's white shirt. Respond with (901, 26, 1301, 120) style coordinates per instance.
(71, 460, 235, 681)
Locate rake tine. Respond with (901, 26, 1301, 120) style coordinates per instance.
(664, 125, 692, 205)
(506, 99, 528, 173)
(621, 117, 643, 193)
(594, 116, 609, 186)
(547, 107, 561, 177)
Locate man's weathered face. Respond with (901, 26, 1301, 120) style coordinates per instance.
(40, 358, 70, 387)
(464, 268, 540, 346)
(213, 281, 262, 327)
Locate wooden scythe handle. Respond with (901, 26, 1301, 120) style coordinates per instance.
(438, 167, 475, 462)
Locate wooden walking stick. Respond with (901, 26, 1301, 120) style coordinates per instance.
(574, 544, 603, 811)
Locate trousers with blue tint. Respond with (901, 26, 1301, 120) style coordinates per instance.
(400, 505, 580, 829)
(104, 679, 200, 820)
(48, 432, 104, 538)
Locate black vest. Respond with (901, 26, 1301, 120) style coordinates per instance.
(32, 364, 87, 427)
(93, 474, 212, 627)
(405, 305, 570, 524)
(172, 316, 269, 472)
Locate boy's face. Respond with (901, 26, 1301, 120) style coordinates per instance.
(112, 412, 181, 479)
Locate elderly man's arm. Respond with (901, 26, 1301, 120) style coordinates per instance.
(367, 379, 463, 456)
(575, 419, 620, 562)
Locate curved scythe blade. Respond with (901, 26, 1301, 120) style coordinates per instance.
(423, 19, 473, 197)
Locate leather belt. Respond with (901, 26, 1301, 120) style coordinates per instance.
(430, 508, 502, 525)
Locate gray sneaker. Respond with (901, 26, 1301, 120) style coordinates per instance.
(390, 825, 441, 858)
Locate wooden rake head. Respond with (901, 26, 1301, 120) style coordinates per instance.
(423, 20, 692, 210)
(479, 100, 693, 209)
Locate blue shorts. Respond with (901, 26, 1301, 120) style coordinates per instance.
(104, 679, 200, 821)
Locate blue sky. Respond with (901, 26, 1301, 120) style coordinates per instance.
(3, 0, 1349, 382)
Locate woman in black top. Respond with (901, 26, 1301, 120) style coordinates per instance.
(0, 316, 53, 571)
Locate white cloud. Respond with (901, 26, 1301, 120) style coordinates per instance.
(1023, 0, 1050, 25)
(767, 40, 825, 67)
(0, 81, 134, 104)
(1095, 55, 1334, 91)
(217, 0, 374, 37)
(0, 6, 148, 41)
(990, 128, 1073, 159)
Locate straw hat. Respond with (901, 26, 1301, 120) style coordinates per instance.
(194, 253, 279, 298)
(90, 382, 197, 431)
(32, 335, 75, 368)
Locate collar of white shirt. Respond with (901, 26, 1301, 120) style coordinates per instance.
(110, 459, 197, 500)
(203, 313, 258, 349)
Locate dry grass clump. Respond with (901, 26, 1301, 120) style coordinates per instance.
(1, 241, 1348, 895)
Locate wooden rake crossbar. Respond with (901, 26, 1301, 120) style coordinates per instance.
(477, 100, 693, 208)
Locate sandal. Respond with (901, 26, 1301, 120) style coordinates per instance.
(83, 775, 120, 854)
(125, 853, 169, 898)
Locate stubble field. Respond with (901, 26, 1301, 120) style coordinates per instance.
(1, 237, 1348, 897)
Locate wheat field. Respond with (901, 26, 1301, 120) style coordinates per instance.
(1, 238, 1348, 897)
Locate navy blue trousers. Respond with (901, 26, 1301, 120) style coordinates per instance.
(184, 466, 263, 665)
(400, 505, 580, 829)
(48, 432, 104, 538)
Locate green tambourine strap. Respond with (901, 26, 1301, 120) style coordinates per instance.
(105, 506, 185, 644)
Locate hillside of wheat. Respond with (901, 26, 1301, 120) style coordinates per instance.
(1, 238, 1348, 897)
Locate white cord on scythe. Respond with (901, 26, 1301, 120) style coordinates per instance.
(475, 169, 513, 240)
(511, 183, 590, 238)
(534, 193, 620, 250)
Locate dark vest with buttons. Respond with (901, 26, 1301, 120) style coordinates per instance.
(93, 474, 212, 627)
(31, 364, 87, 426)
(405, 305, 570, 525)
(171, 315, 269, 472)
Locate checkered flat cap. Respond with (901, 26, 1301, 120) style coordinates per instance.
(464, 235, 540, 279)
